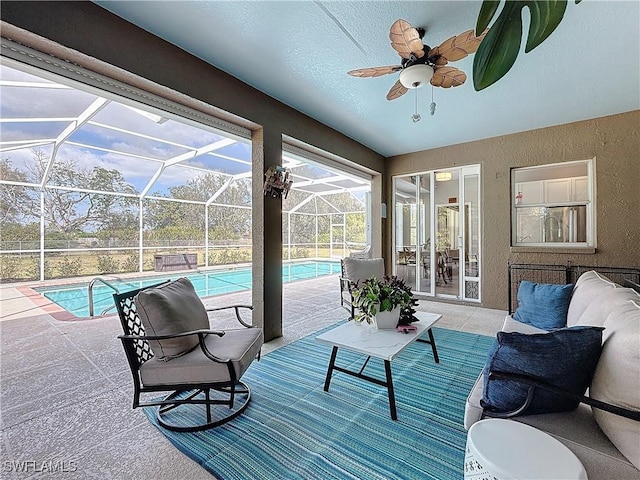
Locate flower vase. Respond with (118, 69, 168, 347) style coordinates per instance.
(373, 307, 401, 330)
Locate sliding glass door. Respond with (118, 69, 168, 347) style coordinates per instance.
(393, 166, 480, 302)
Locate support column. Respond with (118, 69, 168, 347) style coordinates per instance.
(252, 127, 283, 341)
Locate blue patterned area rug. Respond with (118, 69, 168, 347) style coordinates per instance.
(144, 325, 494, 480)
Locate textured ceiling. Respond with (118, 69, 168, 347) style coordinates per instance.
(95, 1, 640, 158)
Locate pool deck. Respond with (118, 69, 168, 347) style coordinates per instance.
(0, 274, 506, 479)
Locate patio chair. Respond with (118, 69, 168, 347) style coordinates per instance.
(436, 251, 451, 285)
(340, 257, 385, 319)
(349, 245, 372, 259)
(113, 277, 263, 432)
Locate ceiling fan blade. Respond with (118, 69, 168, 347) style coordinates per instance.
(389, 19, 425, 59)
(431, 66, 467, 88)
(386, 80, 408, 100)
(429, 29, 489, 64)
(347, 65, 402, 78)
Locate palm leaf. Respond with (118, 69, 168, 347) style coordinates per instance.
(473, 0, 580, 91)
(473, 3, 522, 91)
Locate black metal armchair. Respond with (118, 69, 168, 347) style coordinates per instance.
(113, 277, 263, 432)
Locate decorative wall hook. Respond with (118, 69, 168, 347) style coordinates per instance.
(263, 165, 293, 199)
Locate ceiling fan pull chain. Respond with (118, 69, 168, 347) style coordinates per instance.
(430, 86, 436, 116)
(412, 89, 421, 123)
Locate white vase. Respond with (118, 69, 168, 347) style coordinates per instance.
(373, 307, 401, 330)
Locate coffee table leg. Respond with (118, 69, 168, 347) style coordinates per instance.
(384, 360, 398, 420)
(324, 346, 338, 391)
(417, 328, 440, 364)
(427, 328, 440, 363)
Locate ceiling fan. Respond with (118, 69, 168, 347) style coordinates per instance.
(348, 19, 487, 102)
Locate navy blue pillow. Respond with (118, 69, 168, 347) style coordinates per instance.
(481, 326, 604, 416)
(513, 281, 574, 329)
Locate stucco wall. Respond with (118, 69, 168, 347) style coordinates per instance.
(386, 110, 640, 310)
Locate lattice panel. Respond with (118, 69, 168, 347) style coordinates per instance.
(465, 280, 479, 300)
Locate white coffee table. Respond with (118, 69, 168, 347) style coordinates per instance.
(316, 311, 441, 420)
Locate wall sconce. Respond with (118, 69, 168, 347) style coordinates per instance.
(263, 165, 293, 199)
(435, 171, 452, 182)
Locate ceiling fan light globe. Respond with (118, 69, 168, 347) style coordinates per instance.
(399, 64, 434, 89)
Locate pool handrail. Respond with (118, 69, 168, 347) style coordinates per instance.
(88, 276, 120, 317)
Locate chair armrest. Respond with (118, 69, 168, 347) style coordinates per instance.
(487, 371, 640, 422)
(119, 329, 231, 363)
(339, 276, 356, 290)
(118, 328, 225, 341)
(206, 304, 254, 328)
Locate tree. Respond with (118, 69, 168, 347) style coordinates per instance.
(0, 158, 31, 225)
(3, 148, 138, 234)
(145, 172, 252, 242)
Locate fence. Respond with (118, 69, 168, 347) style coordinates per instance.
(508, 263, 640, 314)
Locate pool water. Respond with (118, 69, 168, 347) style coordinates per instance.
(36, 260, 341, 318)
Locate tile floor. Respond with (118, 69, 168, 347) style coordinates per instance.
(0, 275, 506, 479)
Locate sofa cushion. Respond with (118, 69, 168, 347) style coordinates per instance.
(516, 404, 640, 479)
(502, 315, 548, 334)
(513, 281, 574, 329)
(590, 299, 640, 470)
(134, 277, 210, 361)
(481, 326, 604, 416)
(566, 270, 618, 326)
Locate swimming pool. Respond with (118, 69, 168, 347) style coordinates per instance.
(36, 260, 341, 318)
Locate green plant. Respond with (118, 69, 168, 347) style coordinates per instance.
(351, 275, 413, 324)
(56, 255, 82, 278)
(0, 255, 21, 282)
(473, 0, 581, 90)
(96, 254, 121, 274)
(386, 276, 420, 326)
(122, 253, 139, 272)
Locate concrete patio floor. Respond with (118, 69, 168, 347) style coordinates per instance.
(0, 275, 506, 479)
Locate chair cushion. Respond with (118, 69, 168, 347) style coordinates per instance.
(590, 299, 640, 470)
(134, 277, 209, 361)
(513, 280, 574, 329)
(481, 326, 604, 416)
(342, 257, 384, 284)
(140, 327, 263, 386)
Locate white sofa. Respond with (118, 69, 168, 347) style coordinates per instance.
(465, 271, 640, 479)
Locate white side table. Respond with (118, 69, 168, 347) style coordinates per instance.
(464, 419, 587, 480)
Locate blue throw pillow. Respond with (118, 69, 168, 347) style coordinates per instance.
(481, 326, 604, 416)
(513, 281, 574, 329)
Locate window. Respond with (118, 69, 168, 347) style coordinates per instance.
(512, 159, 595, 248)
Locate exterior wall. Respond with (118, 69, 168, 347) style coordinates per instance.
(386, 111, 640, 310)
(0, 1, 385, 341)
